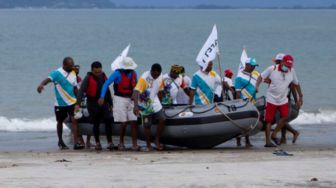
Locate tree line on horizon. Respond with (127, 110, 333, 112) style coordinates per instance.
(0, 0, 336, 9)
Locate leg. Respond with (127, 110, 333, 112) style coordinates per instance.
(56, 121, 64, 144)
(245, 136, 253, 147)
(55, 106, 68, 149)
(86, 135, 93, 149)
(265, 123, 275, 146)
(264, 103, 277, 147)
(130, 121, 139, 150)
(236, 137, 242, 147)
(118, 123, 127, 150)
(144, 126, 153, 151)
(78, 135, 85, 146)
(70, 116, 84, 149)
(280, 124, 287, 144)
(271, 103, 289, 143)
(286, 123, 300, 143)
(155, 117, 165, 151)
(87, 102, 101, 150)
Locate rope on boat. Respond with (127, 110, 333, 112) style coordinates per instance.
(215, 103, 260, 134)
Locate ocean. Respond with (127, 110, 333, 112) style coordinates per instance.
(0, 9, 335, 151)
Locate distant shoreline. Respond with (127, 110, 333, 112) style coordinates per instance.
(1, 7, 336, 10)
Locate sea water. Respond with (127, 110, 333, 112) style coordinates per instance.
(0, 9, 335, 151)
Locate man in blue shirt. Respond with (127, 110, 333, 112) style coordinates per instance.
(37, 57, 84, 150)
(98, 57, 140, 151)
(235, 57, 259, 147)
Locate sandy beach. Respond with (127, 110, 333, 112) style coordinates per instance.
(1, 135, 336, 188)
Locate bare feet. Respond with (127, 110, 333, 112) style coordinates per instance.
(142, 146, 154, 152)
(131, 145, 141, 151)
(86, 142, 95, 149)
(293, 131, 300, 144)
(118, 144, 126, 151)
(280, 137, 287, 145)
(155, 139, 164, 151)
(245, 143, 253, 148)
(95, 143, 102, 151)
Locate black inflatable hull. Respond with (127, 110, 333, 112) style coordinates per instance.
(66, 98, 299, 149)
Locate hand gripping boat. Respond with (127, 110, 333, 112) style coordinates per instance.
(66, 97, 298, 149)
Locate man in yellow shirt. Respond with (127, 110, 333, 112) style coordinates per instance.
(133, 63, 165, 151)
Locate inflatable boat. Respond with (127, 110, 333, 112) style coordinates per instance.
(66, 97, 299, 149)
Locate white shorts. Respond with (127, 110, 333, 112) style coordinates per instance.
(113, 95, 138, 123)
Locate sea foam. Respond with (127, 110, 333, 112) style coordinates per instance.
(0, 116, 68, 132)
(0, 109, 335, 132)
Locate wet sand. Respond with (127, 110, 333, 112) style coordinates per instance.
(1, 124, 336, 187)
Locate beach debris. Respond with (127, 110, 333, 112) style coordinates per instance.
(310, 177, 319, 182)
(206, 166, 210, 170)
(11, 164, 18, 167)
(273, 149, 293, 156)
(55, 159, 71, 163)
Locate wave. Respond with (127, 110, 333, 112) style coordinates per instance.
(291, 109, 336, 125)
(1, 109, 335, 132)
(0, 116, 69, 132)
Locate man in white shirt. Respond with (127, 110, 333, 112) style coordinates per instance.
(256, 55, 302, 147)
(162, 65, 190, 105)
(176, 66, 191, 104)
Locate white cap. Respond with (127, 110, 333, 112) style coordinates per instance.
(274, 53, 285, 61)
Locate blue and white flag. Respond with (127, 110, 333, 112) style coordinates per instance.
(196, 25, 219, 71)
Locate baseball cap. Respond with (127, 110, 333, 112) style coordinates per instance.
(273, 53, 285, 62)
(283, 54, 294, 68)
(246, 58, 258, 66)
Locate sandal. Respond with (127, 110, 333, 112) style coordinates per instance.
(131, 145, 141, 151)
(264, 143, 277, 147)
(271, 137, 281, 146)
(107, 143, 114, 151)
(73, 143, 84, 150)
(273, 149, 293, 156)
(95, 143, 102, 151)
(118, 144, 126, 151)
(58, 142, 69, 150)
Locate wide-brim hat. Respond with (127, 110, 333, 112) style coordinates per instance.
(119, 57, 137, 70)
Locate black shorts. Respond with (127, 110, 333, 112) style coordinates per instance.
(142, 109, 166, 129)
(54, 105, 75, 122)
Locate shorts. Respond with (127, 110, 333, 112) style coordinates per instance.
(113, 95, 137, 123)
(264, 102, 289, 124)
(142, 109, 166, 129)
(54, 105, 75, 122)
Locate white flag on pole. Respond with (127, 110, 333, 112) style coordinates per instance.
(111, 44, 130, 71)
(238, 48, 248, 73)
(196, 25, 219, 71)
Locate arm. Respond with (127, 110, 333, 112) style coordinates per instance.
(98, 72, 118, 105)
(255, 76, 263, 93)
(236, 90, 241, 100)
(291, 69, 303, 108)
(132, 90, 140, 116)
(189, 89, 195, 105)
(37, 78, 52, 93)
(76, 75, 89, 106)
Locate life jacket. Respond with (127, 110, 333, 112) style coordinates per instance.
(86, 72, 108, 98)
(113, 70, 137, 98)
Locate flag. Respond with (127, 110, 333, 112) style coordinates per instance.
(111, 44, 130, 71)
(196, 25, 219, 71)
(238, 48, 248, 73)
